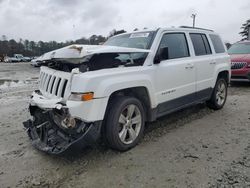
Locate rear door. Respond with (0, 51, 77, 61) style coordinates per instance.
(189, 33, 215, 99)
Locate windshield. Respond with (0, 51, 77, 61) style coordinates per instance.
(104, 31, 156, 49)
(228, 43, 250, 54)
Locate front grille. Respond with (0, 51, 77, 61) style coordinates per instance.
(39, 66, 71, 99)
(231, 62, 247, 69)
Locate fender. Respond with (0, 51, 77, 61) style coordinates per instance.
(71, 67, 157, 108)
(212, 60, 231, 87)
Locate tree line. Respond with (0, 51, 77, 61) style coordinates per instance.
(0, 29, 126, 57)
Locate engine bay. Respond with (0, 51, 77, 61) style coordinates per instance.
(43, 52, 148, 72)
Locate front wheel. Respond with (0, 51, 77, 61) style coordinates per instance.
(105, 96, 145, 151)
(207, 78, 228, 110)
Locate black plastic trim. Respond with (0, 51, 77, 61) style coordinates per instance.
(149, 88, 213, 121)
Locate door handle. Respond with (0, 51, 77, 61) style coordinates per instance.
(210, 61, 216, 65)
(185, 63, 194, 69)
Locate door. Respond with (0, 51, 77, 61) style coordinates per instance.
(189, 33, 215, 99)
(154, 32, 196, 116)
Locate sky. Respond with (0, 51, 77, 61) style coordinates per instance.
(0, 0, 249, 43)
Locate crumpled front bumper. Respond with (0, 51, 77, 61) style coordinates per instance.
(23, 106, 102, 155)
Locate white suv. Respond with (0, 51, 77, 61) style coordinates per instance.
(23, 26, 231, 154)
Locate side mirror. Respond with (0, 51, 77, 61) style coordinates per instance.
(154, 47, 169, 64)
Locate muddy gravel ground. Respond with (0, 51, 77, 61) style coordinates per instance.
(0, 63, 250, 188)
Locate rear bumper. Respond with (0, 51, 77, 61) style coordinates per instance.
(23, 107, 102, 154)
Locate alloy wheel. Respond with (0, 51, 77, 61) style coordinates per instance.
(216, 81, 226, 106)
(118, 104, 142, 144)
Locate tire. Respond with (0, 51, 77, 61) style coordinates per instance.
(105, 96, 145, 151)
(207, 78, 228, 110)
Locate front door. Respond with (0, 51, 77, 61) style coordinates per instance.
(154, 32, 196, 116)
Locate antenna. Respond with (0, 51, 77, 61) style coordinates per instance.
(73, 24, 76, 40)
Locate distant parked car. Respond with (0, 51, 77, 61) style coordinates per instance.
(31, 56, 38, 60)
(228, 41, 250, 81)
(4, 56, 19, 63)
(4, 54, 31, 63)
(13, 54, 31, 62)
(30, 56, 43, 67)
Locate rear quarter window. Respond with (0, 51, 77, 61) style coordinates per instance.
(209, 34, 225, 53)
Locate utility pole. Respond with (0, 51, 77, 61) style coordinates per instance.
(191, 14, 196, 28)
(73, 24, 76, 40)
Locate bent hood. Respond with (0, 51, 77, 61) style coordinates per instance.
(40, 44, 151, 63)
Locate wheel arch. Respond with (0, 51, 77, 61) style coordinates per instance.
(217, 70, 230, 84)
(105, 86, 154, 122)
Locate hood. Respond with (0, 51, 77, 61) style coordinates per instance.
(230, 54, 250, 62)
(40, 44, 151, 63)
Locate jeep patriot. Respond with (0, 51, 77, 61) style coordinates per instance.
(23, 26, 231, 154)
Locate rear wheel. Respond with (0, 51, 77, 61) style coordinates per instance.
(207, 78, 228, 110)
(105, 96, 145, 151)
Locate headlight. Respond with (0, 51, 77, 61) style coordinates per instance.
(69, 92, 94, 101)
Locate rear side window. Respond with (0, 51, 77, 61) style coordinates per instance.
(190, 33, 212, 56)
(159, 33, 189, 59)
(209, 34, 225, 53)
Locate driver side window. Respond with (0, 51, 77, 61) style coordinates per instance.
(159, 33, 190, 59)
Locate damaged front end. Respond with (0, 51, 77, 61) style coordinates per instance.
(23, 44, 150, 154)
(22, 63, 104, 154)
(23, 105, 102, 154)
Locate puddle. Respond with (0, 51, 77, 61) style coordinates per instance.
(0, 79, 38, 89)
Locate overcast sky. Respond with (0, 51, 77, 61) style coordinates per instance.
(0, 0, 249, 43)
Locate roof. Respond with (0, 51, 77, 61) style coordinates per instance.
(179, 26, 213, 32)
(112, 26, 215, 38)
(159, 26, 215, 34)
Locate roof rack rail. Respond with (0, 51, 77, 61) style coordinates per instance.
(179, 26, 214, 32)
